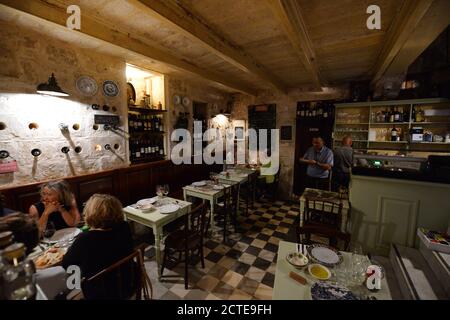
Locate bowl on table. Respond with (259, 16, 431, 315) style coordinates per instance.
(308, 263, 331, 281)
(286, 252, 309, 268)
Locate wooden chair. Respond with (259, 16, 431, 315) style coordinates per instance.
(304, 199, 343, 230)
(161, 203, 207, 289)
(244, 171, 258, 214)
(296, 224, 351, 251)
(216, 182, 240, 242)
(77, 244, 152, 300)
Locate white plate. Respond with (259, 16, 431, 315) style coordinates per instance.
(173, 95, 181, 105)
(159, 204, 180, 214)
(192, 181, 206, 187)
(49, 228, 81, 243)
(103, 80, 119, 97)
(136, 198, 157, 206)
(76, 76, 98, 96)
(308, 245, 342, 266)
(182, 96, 190, 106)
(286, 252, 309, 268)
(213, 185, 224, 190)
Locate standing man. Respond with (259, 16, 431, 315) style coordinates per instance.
(300, 136, 334, 190)
(332, 136, 354, 191)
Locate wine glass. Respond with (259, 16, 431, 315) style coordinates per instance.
(44, 221, 56, 242)
(163, 184, 169, 197)
(156, 185, 163, 198)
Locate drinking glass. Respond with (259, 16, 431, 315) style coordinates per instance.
(156, 185, 164, 198)
(44, 221, 56, 241)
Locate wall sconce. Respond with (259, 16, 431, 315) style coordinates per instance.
(61, 147, 70, 154)
(104, 144, 111, 150)
(36, 73, 69, 97)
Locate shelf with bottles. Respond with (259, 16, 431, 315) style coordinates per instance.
(129, 136, 166, 164)
(128, 106, 167, 114)
(296, 101, 334, 120)
(128, 112, 165, 134)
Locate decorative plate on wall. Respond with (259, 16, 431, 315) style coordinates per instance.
(102, 80, 119, 97)
(173, 94, 181, 105)
(76, 76, 98, 96)
(182, 96, 190, 106)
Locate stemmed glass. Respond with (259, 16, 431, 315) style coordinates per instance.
(156, 185, 164, 198)
(43, 221, 56, 243)
(163, 184, 169, 197)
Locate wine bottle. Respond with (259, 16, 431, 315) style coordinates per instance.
(398, 107, 403, 122)
(317, 103, 323, 117)
(394, 107, 400, 122)
(412, 107, 416, 122)
(389, 107, 395, 123)
(391, 126, 398, 141)
(323, 103, 328, 118)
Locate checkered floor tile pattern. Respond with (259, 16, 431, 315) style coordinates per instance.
(143, 199, 300, 300)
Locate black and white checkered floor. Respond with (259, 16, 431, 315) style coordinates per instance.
(143, 199, 299, 300)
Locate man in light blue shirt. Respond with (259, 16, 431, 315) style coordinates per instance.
(300, 136, 334, 190)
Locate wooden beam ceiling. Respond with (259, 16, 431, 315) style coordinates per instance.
(0, 0, 257, 96)
(371, 0, 435, 85)
(265, 0, 323, 90)
(133, 0, 288, 94)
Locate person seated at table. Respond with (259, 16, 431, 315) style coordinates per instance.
(299, 136, 334, 191)
(0, 212, 40, 254)
(29, 180, 81, 233)
(61, 194, 134, 299)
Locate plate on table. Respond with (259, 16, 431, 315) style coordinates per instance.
(34, 247, 66, 269)
(192, 181, 206, 187)
(137, 198, 157, 206)
(102, 80, 119, 97)
(213, 185, 224, 190)
(76, 75, 98, 96)
(307, 244, 343, 267)
(311, 282, 358, 300)
(159, 204, 180, 214)
(49, 227, 81, 243)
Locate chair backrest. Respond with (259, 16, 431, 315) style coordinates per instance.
(304, 199, 343, 228)
(296, 224, 351, 251)
(82, 248, 151, 300)
(186, 203, 207, 238)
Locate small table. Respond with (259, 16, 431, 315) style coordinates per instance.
(272, 240, 392, 300)
(123, 197, 192, 280)
(183, 182, 224, 236)
(300, 188, 350, 232)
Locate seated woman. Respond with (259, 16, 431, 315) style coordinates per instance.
(29, 180, 80, 233)
(61, 194, 134, 299)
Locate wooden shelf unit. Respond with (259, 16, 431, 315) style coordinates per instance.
(333, 98, 450, 152)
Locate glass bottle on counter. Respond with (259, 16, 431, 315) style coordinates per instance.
(1, 243, 36, 300)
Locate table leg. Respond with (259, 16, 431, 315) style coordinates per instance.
(183, 189, 187, 201)
(209, 198, 215, 237)
(154, 226, 163, 280)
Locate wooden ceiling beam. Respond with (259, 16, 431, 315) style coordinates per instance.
(134, 0, 288, 94)
(265, 0, 323, 90)
(0, 0, 257, 96)
(371, 0, 436, 85)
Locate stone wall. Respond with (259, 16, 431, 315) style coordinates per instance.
(0, 21, 128, 188)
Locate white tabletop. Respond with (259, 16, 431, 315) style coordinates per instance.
(123, 197, 192, 225)
(272, 240, 392, 300)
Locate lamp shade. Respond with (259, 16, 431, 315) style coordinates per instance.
(36, 73, 69, 97)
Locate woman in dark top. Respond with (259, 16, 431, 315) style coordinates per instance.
(62, 194, 134, 299)
(29, 180, 80, 232)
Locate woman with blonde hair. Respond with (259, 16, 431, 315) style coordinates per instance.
(62, 194, 134, 299)
(29, 180, 80, 232)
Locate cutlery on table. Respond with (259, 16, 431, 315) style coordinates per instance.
(289, 271, 308, 285)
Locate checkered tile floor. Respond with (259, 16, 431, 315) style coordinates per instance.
(142, 199, 300, 300)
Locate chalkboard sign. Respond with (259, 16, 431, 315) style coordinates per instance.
(248, 104, 276, 149)
(280, 126, 292, 140)
(94, 114, 120, 125)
